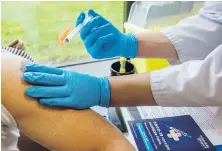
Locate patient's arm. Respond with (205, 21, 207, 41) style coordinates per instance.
(2, 53, 135, 151)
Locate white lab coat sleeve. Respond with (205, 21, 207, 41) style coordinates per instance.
(160, 2, 222, 63)
(150, 44, 222, 107)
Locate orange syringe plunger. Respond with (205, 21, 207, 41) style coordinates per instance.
(59, 26, 71, 46)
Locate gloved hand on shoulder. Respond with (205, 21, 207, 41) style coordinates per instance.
(23, 64, 111, 109)
(76, 9, 138, 59)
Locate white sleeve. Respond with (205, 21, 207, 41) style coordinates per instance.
(1, 105, 20, 151)
(150, 44, 222, 107)
(161, 2, 222, 63)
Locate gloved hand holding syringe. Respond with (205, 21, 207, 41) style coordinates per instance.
(60, 9, 138, 59)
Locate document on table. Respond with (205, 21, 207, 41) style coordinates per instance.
(121, 106, 222, 149)
(129, 115, 216, 151)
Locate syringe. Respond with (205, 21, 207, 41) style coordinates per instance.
(63, 16, 92, 44)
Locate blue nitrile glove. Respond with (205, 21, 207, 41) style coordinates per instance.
(75, 9, 138, 59)
(23, 64, 110, 109)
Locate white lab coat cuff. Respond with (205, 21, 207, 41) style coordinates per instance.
(150, 69, 175, 106)
(161, 28, 189, 63)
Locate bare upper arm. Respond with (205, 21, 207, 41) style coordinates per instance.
(2, 53, 38, 118)
(1, 54, 135, 151)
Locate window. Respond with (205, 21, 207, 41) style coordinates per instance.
(1, 1, 124, 65)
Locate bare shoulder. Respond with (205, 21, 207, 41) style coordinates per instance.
(2, 53, 37, 118)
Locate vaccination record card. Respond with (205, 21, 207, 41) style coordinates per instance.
(128, 115, 216, 151)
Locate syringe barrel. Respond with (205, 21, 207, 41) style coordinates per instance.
(64, 15, 92, 43)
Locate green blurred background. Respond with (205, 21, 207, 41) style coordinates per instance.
(1, 1, 123, 64)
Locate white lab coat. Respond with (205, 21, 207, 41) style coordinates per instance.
(150, 1, 222, 107)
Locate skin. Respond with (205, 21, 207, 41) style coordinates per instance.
(136, 32, 178, 60)
(2, 53, 135, 151)
(108, 32, 177, 107)
(109, 73, 157, 107)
